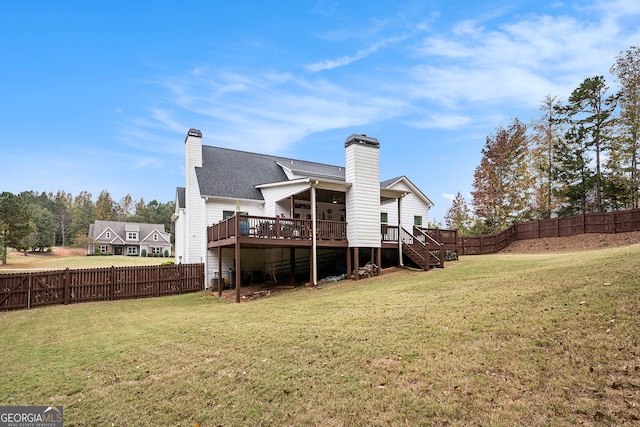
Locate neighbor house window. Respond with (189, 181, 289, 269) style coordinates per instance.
(106, 231, 111, 238)
(100, 245, 107, 253)
(153, 234, 158, 241)
(127, 232, 138, 240)
(414, 216, 423, 226)
(222, 210, 235, 220)
(128, 247, 137, 255)
(152, 247, 161, 255)
(380, 212, 388, 224)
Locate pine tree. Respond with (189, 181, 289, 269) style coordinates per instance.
(610, 46, 640, 208)
(444, 192, 472, 234)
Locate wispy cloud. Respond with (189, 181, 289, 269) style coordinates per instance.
(306, 35, 407, 72)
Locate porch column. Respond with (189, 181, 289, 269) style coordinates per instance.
(290, 196, 295, 218)
(346, 247, 351, 279)
(311, 182, 318, 285)
(235, 215, 241, 303)
(398, 196, 403, 267)
(218, 247, 222, 298)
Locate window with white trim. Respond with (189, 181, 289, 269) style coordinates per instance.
(100, 245, 107, 253)
(153, 234, 158, 241)
(106, 231, 111, 239)
(152, 247, 161, 254)
(223, 210, 235, 219)
(380, 212, 388, 224)
(128, 247, 137, 255)
(414, 216, 423, 226)
(127, 232, 138, 240)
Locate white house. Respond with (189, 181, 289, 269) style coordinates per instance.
(174, 129, 442, 301)
(88, 220, 171, 257)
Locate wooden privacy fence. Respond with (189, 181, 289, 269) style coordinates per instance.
(457, 208, 640, 255)
(0, 263, 204, 311)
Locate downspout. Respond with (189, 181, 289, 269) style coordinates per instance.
(310, 180, 319, 285)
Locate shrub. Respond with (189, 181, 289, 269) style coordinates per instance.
(141, 249, 147, 257)
(164, 250, 169, 257)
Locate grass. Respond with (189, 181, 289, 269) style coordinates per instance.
(0, 248, 168, 272)
(0, 245, 639, 426)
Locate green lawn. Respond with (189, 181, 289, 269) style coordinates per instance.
(1, 246, 638, 426)
(0, 249, 169, 273)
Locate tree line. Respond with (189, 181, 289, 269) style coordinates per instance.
(445, 46, 640, 235)
(0, 189, 175, 263)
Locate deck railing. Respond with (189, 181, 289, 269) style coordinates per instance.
(381, 225, 458, 249)
(208, 214, 347, 243)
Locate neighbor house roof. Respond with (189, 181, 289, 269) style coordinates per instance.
(89, 220, 170, 243)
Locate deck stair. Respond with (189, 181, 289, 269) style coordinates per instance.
(400, 227, 445, 270)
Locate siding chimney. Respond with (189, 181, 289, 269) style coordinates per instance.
(184, 128, 205, 264)
(344, 134, 381, 248)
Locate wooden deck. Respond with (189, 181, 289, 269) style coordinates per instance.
(208, 214, 458, 251)
(207, 215, 348, 248)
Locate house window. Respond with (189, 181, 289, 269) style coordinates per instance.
(106, 231, 111, 239)
(223, 210, 235, 220)
(414, 216, 423, 226)
(153, 234, 158, 241)
(152, 247, 161, 255)
(100, 245, 107, 253)
(128, 247, 137, 255)
(127, 232, 138, 240)
(380, 212, 388, 224)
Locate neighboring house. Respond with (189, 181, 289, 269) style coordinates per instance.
(174, 128, 439, 297)
(88, 220, 171, 256)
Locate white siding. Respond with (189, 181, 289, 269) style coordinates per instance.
(185, 133, 206, 266)
(381, 180, 431, 230)
(261, 182, 310, 217)
(345, 143, 381, 247)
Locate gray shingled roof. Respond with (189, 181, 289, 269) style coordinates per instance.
(196, 146, 346, 200)
(176, 187, 185, 209)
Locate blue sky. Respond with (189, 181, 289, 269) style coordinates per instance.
(1, 1, 639, 222)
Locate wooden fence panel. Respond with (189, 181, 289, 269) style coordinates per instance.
(0, 274, 30, 310)
(615, 210, 640, 232)
(0, 263, 204, 311)
(30, 271, 65, 308)
(538, 218, 559, 238)
(456, 208, 640, 256)
(585, 212, 615, 233)
(70, 267, 112, 304)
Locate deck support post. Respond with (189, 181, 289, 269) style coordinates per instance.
(353, 247, 359, 280)
(235, 215, 241, 303)
(290, 247, 296, 286)
(311, 182, 318, 285)
(376, 247, 382, 275)
(346, 247, 351, 279)
(218, 247, 222, 298)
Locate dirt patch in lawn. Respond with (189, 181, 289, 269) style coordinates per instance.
(499, 230, 640, 253)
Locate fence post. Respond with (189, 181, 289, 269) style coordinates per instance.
(179, 264, 183, 294)
(64, 268, 70, 305)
